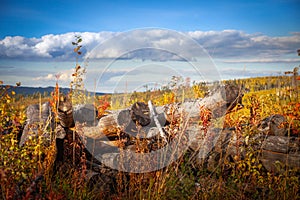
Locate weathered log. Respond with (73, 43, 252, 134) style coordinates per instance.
(19, 100, 99, 164)
(88, 84, 242, 140)
(260, 136, 300, 172)
(148, 100, 167, 140)
(19, 89, 300, 174)
(130, 102, 151, 126)
(19, 102, 53, 146)
(18, 101, 69, 167)
(261, 135, 299, 153)
(258, 114, 287, 136)
(77, 84, 243, 173)
(188, 126, 300, 173)
(260, 150, 300, 172)
(73, 104, 98, 126)
(96, 107, 166, 139)
(167, 85, 243, 121)
(57, 95, 74, 128)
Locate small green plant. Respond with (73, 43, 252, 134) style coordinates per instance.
(70, 35, 87, 104)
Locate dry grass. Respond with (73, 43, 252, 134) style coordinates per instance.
(0, 74, 299, 199)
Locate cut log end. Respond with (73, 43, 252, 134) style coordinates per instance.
(131, 102, 151, 126)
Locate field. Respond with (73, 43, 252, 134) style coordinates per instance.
(0, 71, 299, 200)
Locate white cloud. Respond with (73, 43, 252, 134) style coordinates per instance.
(187, 30, 300, 59)
(0, 32, 115, 60)
(223, 58, 300, 63)
(0, 29, 299, 64)
(33, 68, 74, 82)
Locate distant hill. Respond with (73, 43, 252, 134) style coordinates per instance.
(5, 86, 106, 96)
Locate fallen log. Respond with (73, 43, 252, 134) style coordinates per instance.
(75, 84, 245, 172)
(258, 114, 288, 136)
(260, 135, 300, 172)
(86, 84, 243, 140)
(19, 102, 53, 147)
(188, 127, 300, 173)
(96, 106, 167, 139)
(19, 85, 300, 174)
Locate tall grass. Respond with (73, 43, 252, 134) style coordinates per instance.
(0, 39, 299, 199)
(1, 75, 299, 199)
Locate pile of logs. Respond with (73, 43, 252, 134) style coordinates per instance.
(19, 84, 300, 174)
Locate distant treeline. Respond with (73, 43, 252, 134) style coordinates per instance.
(222, 75, 295, 92)
(1, 75, 295, 102)
(3, 86, 106, 97)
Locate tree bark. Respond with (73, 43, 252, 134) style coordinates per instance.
(92, 84, 243, 139)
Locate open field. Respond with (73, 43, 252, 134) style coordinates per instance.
(0, 73, 299, 200)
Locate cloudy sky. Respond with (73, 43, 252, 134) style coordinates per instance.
(0, 0, 299, 92)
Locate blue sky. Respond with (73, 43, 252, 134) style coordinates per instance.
(0, 0, 300, 92)
(1, 0, 299, 37)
